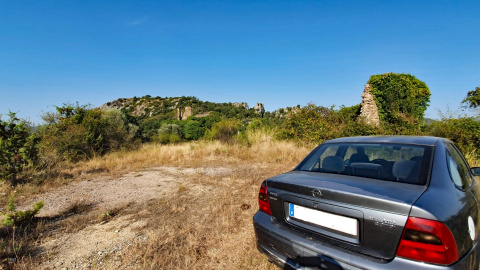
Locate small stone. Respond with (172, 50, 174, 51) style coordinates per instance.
(115, 230, 120, 233)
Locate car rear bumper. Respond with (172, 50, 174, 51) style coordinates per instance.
(253, 211, 480, 270)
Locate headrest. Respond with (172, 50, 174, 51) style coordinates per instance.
(322, 156, 345, 173)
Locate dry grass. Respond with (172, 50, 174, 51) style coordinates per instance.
(76, 129, 311, 175)
(116, 165, 280, 269)
(1, 130, 313, 269)
(5, 129, 480, 269)
(83, 130, 313, 269)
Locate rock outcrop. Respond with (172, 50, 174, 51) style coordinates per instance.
(100, 98, 128, 110)
(274, 106, 300, 118)
(177, 106, 193, 120)
(233, 102, 249, 110)
(359, 83, 380, 126)
(254, 103, 265, 116)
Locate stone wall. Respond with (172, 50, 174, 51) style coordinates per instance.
(177, 106, 194, 120)
(359, 83, 380, 126)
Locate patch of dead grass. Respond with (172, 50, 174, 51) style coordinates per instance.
(2, 131, 313, 269)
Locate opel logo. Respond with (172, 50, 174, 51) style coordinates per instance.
(312, 189, 323, 197)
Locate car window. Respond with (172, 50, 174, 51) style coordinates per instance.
(297, 143, 431, 185)
(446, 144, 472, 189)
(302, 145, 340, 171)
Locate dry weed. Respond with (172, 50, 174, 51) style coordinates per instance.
(116, 165, 278, 270)
(2, 132, 313, 269)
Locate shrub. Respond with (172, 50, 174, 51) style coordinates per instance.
(0, 112, 39, 185)
(205, 119, 242, 144)
(183, 120, 205, 140)
(2, 196, 44, 227)
(37, 104, 140, 162)
(427, 117, 480, 155)
(153, 124, 182, 144)
(368, 73, 430, 123)
(338, 104, 361, 121)
(280, 104, 345, 143)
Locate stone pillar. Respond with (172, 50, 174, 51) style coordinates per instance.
(177, 107, 182, 120)
(359, 83, 380, 126)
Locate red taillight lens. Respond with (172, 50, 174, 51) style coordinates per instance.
(396, 217, 459, 265)
(258, 182, 272, 215)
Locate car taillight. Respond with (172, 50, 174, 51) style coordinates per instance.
(396, 217, 459, 265)
(258, 181, 272, 215)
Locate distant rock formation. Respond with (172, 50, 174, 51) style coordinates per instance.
(177, 106, 193, 120)
(100, 98, 128, 110)
(233, 102, 249, 110)
(274, 106, 300, 118)
(99, 96, 270, 120)
(359, 83, 380, 126)
(254, 103, 265, 116)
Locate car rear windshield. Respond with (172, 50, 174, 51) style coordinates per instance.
(297, 143, 433, 185)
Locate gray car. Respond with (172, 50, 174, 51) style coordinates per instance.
(253, 136, 480, 269)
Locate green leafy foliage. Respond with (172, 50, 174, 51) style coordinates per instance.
(280, 104, 379, 143)
(368, 73, 430, 124)
(183, 119, 205, 140)
(2, 196, 44, 227)
(427, 117, 480, 155)
(116, 96, 271, 139)
(462, 86, 480, 109)
(37, 104, 139, 162)
(205, 119, 242, 144)
(153, 124, 182, 144)
(0, 112, 39, 185)
(338, 104, 361, 121)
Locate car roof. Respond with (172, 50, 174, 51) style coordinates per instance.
(324, 136, 442, 146)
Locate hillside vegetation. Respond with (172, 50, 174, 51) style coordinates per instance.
(1, 73, 480, 269)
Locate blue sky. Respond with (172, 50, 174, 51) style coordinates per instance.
(1, 0, 479, 123)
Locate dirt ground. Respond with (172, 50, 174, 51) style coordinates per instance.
(16, 165, 274, 270)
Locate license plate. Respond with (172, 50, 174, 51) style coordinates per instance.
(289, 203, 358, 236)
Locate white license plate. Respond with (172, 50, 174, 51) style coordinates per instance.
(289, 203, 358, 236)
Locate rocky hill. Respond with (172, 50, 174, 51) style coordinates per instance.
(99, 95, 267, 121)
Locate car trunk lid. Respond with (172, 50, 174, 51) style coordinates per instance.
(266, 171, 428, 260)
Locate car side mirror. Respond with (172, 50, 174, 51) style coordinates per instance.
(471, 167, 480, 176)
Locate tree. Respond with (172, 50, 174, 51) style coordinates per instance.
(37, 105, 139, 162)
(462, 86, 480, 109)
(0, 112, 38, 185)
(368, 73, 430, 124)
(183, 120, 205, 140)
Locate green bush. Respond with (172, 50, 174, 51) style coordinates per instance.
(0, 112, 39, 185)
(427, 117, 480, 155)
(183, 120, 205, 140)
(368, 73, 430, 123)
(2, 196, 44, 227)
(37, 105, 139, 162)
(280, 104, 346, 143)
(153, 124, 182, 144)
(206, 119, 242, 144)
(338, 104, 361, 121)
